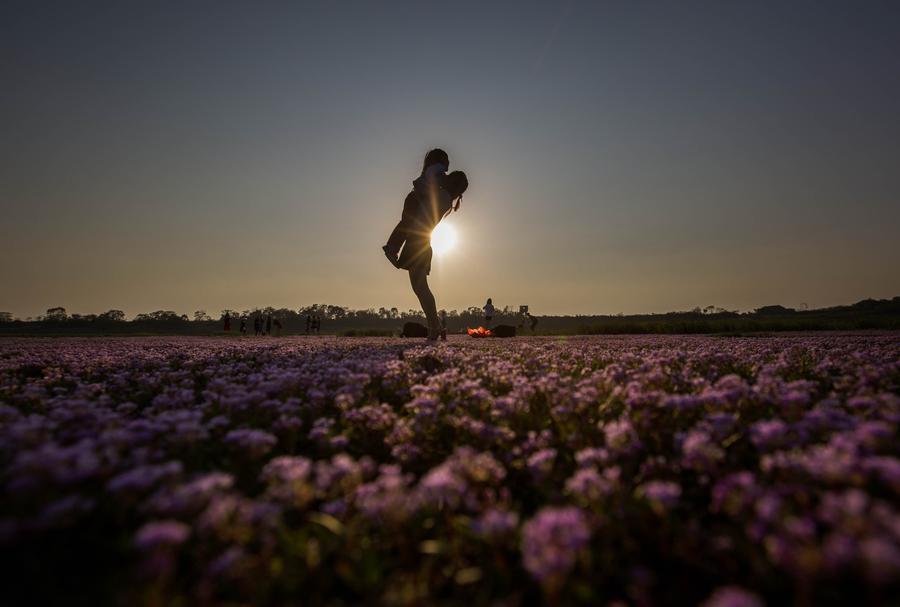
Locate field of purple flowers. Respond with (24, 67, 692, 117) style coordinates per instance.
(1, 335, 898, 606)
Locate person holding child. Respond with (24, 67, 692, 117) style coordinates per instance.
(383, 148, 449, 265)
(383, 148, 468, 341)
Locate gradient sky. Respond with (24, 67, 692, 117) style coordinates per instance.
(2, 1, 899, 318)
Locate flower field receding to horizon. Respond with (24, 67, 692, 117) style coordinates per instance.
(1, 335, 899, 606)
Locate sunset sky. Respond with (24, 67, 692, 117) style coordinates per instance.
(2, 1, 899, 318)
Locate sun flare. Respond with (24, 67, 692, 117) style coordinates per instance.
(430, 222, 457, 256)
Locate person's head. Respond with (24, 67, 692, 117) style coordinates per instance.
(487, 298, 492, 305)
(423, 148, 449, 171)
(443, 171, 468, 211)
(443, 171, 468, 198)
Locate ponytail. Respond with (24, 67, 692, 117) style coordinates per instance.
(453, 194, 462, 212)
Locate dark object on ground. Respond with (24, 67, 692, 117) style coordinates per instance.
(402, 322, 429, 338)
(492, 325, 516, 338)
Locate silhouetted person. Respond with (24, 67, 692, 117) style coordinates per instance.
(223, 312, 231, 332)
(253, 315, 261, 336)
(483, 298, 495, 326)
(305, 314, 312, 334)
(383, 149, 449, 267)
(394, 170, 469, 340)
(240, 317, 247, 335)
(439, 310, 448, 341)
(518, 306, 538, 332)
(273, 318, 282, 335)
(313, 315, 321, 334)
(265, 314, 272, 335)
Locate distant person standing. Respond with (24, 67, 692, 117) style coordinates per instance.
(265, 314, 272, 335)
(305, 314, 312, 334)
(483, 298, 495, 326)
(223, 312, 231, 332)
(439, 310, 448, 341)
(253, 315, 261, 336)
(313, 315, 321, 334)
(240, 317, 247, 335)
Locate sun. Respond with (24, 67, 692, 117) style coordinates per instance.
(430, 222, 457, 256)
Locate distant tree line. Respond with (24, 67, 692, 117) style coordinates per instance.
(1, 297, 898, 336)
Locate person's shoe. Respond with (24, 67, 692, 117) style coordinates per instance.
(382, 245, 401, 268)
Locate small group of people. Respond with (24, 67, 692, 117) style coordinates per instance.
(305, 315, 322, 334)
(223, 312, 321, 336)
(223, 312, 282, 336)
(242, 313, 281, 336)
(482, 298, 538, 331)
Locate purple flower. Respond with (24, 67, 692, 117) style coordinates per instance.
(527, 448, 556, 478)
(565, 467, 615, 501)
(354, 464, 412, 522)
(575, 447, 610, 468)
(750, 419, 789, 450)
(147, 472, 234, 515)
(704, 412, 738, 439)
(273, 415, 303, 434)
(107, 461, 183, 494)
(521, 506, 590, 584)
(262, 456, 312, 484)
(307, 418, 334, 441)
(863, 456, 900, 491)
(854, 421, 892, 450)
(603, 419, 641, 453)
(638, 481, 682, 511)
(681, 430, 725, 470)
(314, 453, 365, 494)
(224, 428, 277, 459)
(701, 586, 764, 607)
(418, 464, 467, 508)
(134, 520, 190, 550)
(860, 538, 900, 584)
(822, 533, 857, 571)
(472, 508, 519, 540)
(330, 435, 350, 448)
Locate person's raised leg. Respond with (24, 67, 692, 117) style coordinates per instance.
(385, 220, 407, 253)
(409, 268, 440, 340)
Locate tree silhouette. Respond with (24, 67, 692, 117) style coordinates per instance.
(134, 310, 183, 322)
(45, 307, 67, 321)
